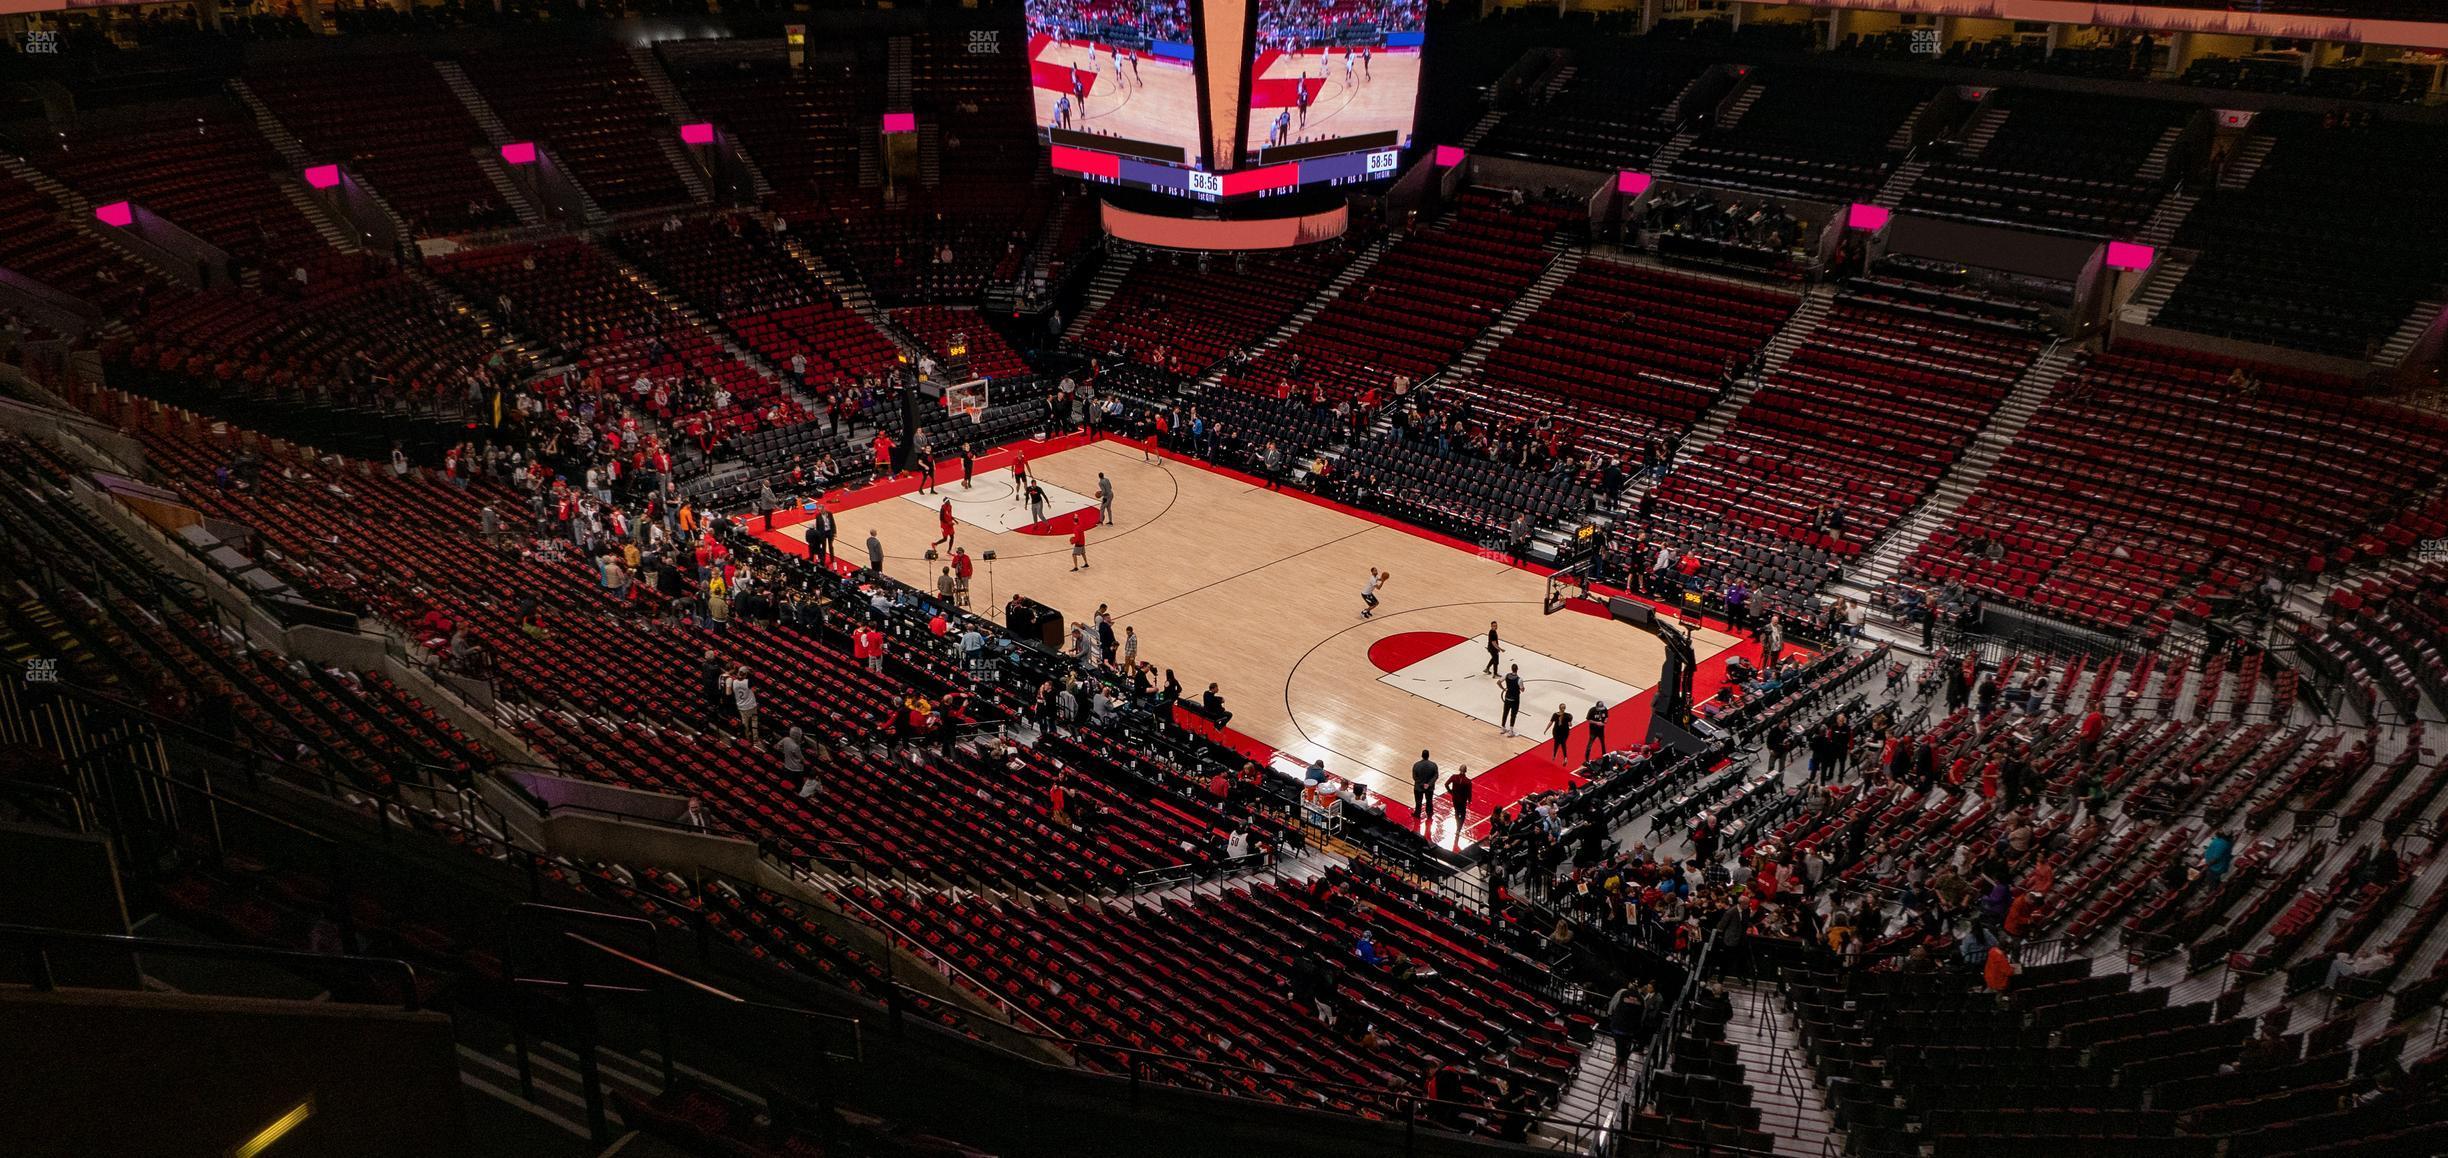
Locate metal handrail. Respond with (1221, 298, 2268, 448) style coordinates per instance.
(1, 921, 425, 1012)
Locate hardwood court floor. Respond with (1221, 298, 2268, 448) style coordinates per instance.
(786, 439, 1737, 811)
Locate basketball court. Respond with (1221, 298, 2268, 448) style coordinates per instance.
(1242, 46, 1422, 156)
(752, 436, 1755, 848)
(1029, 33, 1202, 156)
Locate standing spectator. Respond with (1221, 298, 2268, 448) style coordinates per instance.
(866, 529, 885, 573)
(725, 668, 760, 742)
(1410, 750, 1440, 829)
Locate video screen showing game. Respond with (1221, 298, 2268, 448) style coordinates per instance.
(1025, 0, 1206, 167)
(1240, 0, 1425, 165)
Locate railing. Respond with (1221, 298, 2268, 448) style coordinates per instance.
(514, 923, 865, 1146)
(1, 921, 425, 1011)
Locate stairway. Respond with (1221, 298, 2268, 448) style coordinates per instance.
(1837, 340, 2080, 598)
(856, 126, 882, 189)
(272, 176, 364, 253)
(1532, 1034, 1635, 1151)
(1646, 285, 1832, 478)
(1192, 231, 1399, 391)
(609, 251, 787, 390)
(2119, 254, 2195, 325)
(228, 79, 314, 169)
(1024, 193, 1077, 291)
(886, 36, 914, 108)
(1660, 70, 1712, 125)
(432, 60, 515, 146)
(1433, 239, 1582, 389)
(1715, 83, 1763, 131)
(776, 233, 923, 359)
(1871, 158, 1927, 208)
(471, 148, 546, 226)
(1537, 63, 1579, 105)
(2136, 190, 2199, 246)
(1721, 980, 1844, 1158)
(1649, 128, 1702, 174)
(455, 1036, 682, 1143)
(540, 144, 611, 225)
(1063, 246, 1140, 342)
(0, 152, 185, 286)
(1886, 97, 1933, 152)
(1457, 107, 1508, 150)
(405, 267, 556, 374)
(1956, 106, 2009, 160)
(2375, 298, 2445, 370)
(918, 122, 945, 187)
(2135, 124, 2186, 183)
(1753, 283, 1831, 379)
(655, 133, 716, 205)
(2219, 133, 2275, 190)
(627, 44, 697, 122)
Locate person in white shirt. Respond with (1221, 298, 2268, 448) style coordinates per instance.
(725, 670, 759, 742)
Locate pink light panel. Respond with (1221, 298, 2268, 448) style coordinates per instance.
(881, 113, 916, 134)
(1845, 203, 1891, 231)
(2106, 241, 2156, 271)
(500, 142, 537, 165)
(1434, 145, 1464, 167)
(93, 201, 133, 228)
(1617, 171, 1653, 196)
(303, 164, 341, 189)
(679, 122, 715, 146)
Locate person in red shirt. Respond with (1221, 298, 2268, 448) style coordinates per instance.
(951, 547, 973, 608)
(1069, 518, 1090, 572)
(2079, 708, 2106, 759)
(933, 499, 956, 549)
(871, 430, 895, 480)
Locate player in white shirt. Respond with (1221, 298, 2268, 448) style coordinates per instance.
(1360, 567, 1390, 619)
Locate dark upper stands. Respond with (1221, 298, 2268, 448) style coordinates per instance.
(246, 54, 519, 235)
(2159, 111, 2448, 359)
(1478, 52, 1706, 172)
(42, 106, 335, 276)
(461, 42, 693, 214)
(1670, 68, 1929, 204)
(666, 50, 866, 203)
(1901, 90, 2193, 238)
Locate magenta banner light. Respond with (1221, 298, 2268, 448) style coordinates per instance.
(1434, 145, 1464, 167)
(303, 164, 341, 189)
(500, 141, 537, 165)
(2106, 241, 2156, 271)
(1845, 203, 1891, 232)
(1617, 171, 1653, 196)
(679, 122, 715, 146)
(94, 200, 134, 228)
(881, 112, 916, 134)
